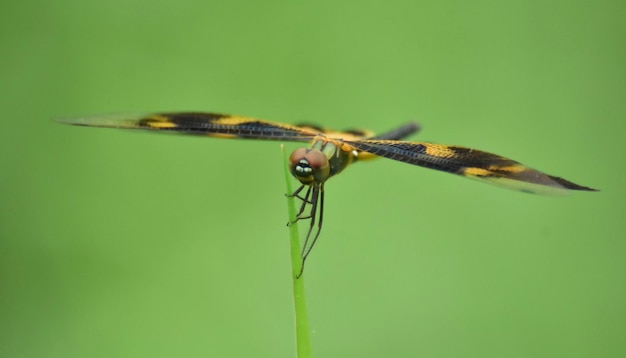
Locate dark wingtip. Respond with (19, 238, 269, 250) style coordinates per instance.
(550, 176, 599, 192)
(406, 121, 421, 134)
(369, 122, 422, 140)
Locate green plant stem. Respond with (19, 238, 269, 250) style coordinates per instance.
(282, 144, 312, 358)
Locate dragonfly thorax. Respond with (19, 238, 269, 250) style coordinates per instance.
(289, 148, 331, 185)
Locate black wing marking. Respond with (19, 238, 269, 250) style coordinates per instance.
(367, 122, 421, 140)
(55, 112, 319, 142)
(345, 139, 598, 194)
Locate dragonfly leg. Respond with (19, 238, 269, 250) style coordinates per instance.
(296, 184, 324, 278)
(287, 185, 313, 204)
(287, 184, 305, 199)
(293, 186, 313, 219)
(286, 185, 314, 227)
(299, 185, 319, 258)
(298, 187, 324, 278)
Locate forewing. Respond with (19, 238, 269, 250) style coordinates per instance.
(345, 139, 597, 194)
(55, 112, 318, 142)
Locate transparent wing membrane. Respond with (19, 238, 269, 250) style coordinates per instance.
(56, 112, 317, 142)
(345, 139, 597, 194)
(56, 112, 598, 277)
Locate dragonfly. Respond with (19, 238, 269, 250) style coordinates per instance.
(56, 112, 598, 276)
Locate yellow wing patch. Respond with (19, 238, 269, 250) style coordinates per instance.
(55, 111, 597, 194)
(141, 115, 178, 129)
(423, 143, 457, 158)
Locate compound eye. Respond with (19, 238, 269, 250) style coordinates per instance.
(289, 148, 330, 185)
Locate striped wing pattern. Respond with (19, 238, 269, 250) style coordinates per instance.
(345, 139, 597, 194)
(56, 112, 318, 142)
(57, 111, 596, 194)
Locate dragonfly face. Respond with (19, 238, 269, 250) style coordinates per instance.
(289, 136, 358, 185)
(55, 112, 597, 277)
(289, 147, 330, 185)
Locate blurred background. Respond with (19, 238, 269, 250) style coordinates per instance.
(1, 1, 624, 357)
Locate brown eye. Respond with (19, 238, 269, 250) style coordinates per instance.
(289, 148, 308, 167)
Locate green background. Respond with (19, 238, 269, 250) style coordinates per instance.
(1, 1, 624, 357)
